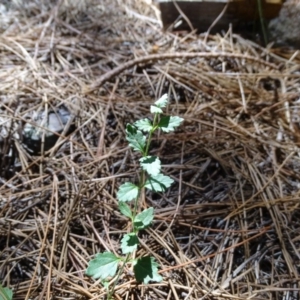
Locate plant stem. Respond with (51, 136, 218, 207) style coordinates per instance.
(145, 112, 158, 156)
(132, 171, 144, 222)
(107, 254, 131, 300)
(257, 0, 268, 46)
(132, 112, 159, 220)
(133, 112, 158, 220)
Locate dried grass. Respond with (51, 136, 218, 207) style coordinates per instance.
(1, 0, 300, 299)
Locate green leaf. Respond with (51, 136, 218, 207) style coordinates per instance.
(133, 256, 163, 284)
(0, 284, 13, 300)
(117, 182, 139, 202)
(144, 174, 174, 192)
(118, 201, 132, 218)
(126, 124, 146, 153)
(154, 94, 168, 108)
(135, 119, 153, 132)
(158, 116, 184, 133)
(133, 207, 154, 230)
(121, 233, 139, 254)
(86, 252, 120, 280)
(139, 156, 161, 176)
(150, 105, 163, 114)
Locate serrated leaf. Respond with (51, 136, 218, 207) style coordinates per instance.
(144, 174, 174, 192)
(121, 233, 139, 254)
(150, 105, 163, 114)
(139, 156, 161, 176)
(117, 182, 139, 202)
(133, 207, 154, 230)
(86, 252, 120, 280)
(0, 284, 13, 300)
(118, 201, 132, 218)
(158, 116, 184, 133)
(126, 124, 146, 153)
(134, 119, 153, 132)
(154, 94, 168, 108)
(133, 256, 163, 284)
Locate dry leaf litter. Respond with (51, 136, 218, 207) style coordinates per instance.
(0, 0, 300, 299)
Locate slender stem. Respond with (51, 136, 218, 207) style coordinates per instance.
(107, 254, 130, 300)
(145, 113, 159, 156)
(133, 113, 159, 223)
(132, 171, 143, 223)
(257, 0, 268, 46)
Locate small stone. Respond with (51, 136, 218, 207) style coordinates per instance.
(269, 0, 300, 48)
(22, 106, 75, 154)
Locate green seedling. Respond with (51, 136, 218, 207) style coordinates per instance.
(86, 94, 183, 299)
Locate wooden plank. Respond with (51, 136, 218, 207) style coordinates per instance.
(160, 0, 282, 2)
(158, 0, 283, 32)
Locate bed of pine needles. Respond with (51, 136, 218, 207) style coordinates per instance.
(1, 0, 300, 299)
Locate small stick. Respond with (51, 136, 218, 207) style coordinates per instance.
(86, 52, 279, 92)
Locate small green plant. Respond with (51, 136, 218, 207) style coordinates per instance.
(86, 94, 183, 299)
(0, 283, 13, 300)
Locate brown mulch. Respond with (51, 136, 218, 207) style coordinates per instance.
(1, 0, 300, 299)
